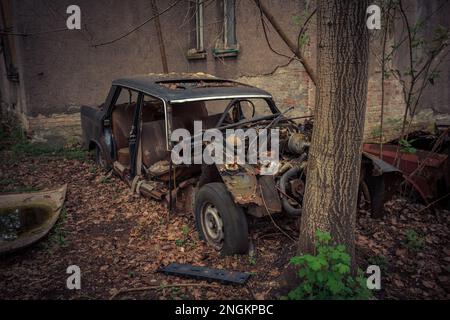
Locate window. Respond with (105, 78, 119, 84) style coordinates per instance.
(110, 88, 140, 164)
(213, 0, 238, 58)
(223, 0, 236, 49)
(114, 88, 138, 108)
(195, 0, 204, 52)
(187, 0, 206, 60)
(142, 94, 165, 122)
(204, 98, 274, 121)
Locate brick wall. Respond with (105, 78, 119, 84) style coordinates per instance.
(27, 113, 81, 146)
(363, 73, 450, 144)
(6, 0, 448, 146)
(24, 65, 441, 146)
(364, 77, 407, 143)
(237, 61, 313, 118)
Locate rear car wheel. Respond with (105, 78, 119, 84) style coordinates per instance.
(359, 176, 385, 218)
(195, 183, 249, 255)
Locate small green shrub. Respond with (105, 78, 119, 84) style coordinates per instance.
(248, 252, 257, 266)
(100, 176, 111, 184)
(175, 238, 186, 247)
(175, 226, 191, 247)
(399, 139, 417, 154)
(285, 230, 371, 300)
(402, 229, 424, 252)
(370, 127, 382, 139)
(88, 166, 98, 174)
(182, 225, 190, 237)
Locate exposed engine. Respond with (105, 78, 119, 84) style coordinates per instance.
(275, 119, 313, 216)
(209, 117, 314, 217)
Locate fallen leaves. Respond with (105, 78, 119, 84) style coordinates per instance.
(356, 198, 450, 299)
(0, 150, 448, 299)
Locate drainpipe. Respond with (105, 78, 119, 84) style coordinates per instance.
(150, 0, 169, 73)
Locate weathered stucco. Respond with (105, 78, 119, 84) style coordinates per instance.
(10, 0, 306, 116)
(0, 0, 449, 144)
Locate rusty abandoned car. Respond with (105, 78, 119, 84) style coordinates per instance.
(81, 73, 399, 255)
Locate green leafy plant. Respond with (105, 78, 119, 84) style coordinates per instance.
(175, 225, 191, 247)
(182, 225, 190, 237)
(88, 166, 98, 174)
(399, 139, 417, 154)
(248, 252, 257, 266)
(370, 126, 382, 139)
(402, 229, 424, 252)
(285, 230, 371, 300)
(175, 238, 186, 247)
(100, 176, 111, 184)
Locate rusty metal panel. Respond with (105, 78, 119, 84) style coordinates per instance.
(220, 173, 261, 205)
(159, 263, 250, 284)
(258, 175, 282, 213)
(363, 143, 449, 203)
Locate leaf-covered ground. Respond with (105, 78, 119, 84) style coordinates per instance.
(0, 149, 448, 299)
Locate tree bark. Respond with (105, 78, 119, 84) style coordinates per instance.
(299, 0, 370, 265)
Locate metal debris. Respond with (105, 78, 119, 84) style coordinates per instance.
(158, 263, 251, 285)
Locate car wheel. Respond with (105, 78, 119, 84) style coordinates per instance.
(359, 176, 385, 218)
(195, 182, 249, 255)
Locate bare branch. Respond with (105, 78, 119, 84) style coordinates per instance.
(92, 0, 182, 48)
(254, 0, 317, 85)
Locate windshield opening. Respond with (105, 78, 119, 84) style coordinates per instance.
(170, 98, 278, 132)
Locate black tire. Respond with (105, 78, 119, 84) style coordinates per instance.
(361, 175, 385, 219)
(195, 182, 249, 255)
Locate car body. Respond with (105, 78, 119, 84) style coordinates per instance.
(81, 73, 400, 255)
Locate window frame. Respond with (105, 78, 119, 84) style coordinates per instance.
(213, 0, 239, 58)
(187, 0, 207, 60)
(223, 0, 236, 48)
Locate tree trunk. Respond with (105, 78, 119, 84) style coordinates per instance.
(299, 0, 370, 265)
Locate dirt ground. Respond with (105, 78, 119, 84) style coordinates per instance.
(0, 150, 449, 300)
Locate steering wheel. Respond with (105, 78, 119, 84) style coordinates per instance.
(237, 99, 256, 119)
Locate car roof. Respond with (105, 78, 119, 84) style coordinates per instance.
(112, 73, 272, 103)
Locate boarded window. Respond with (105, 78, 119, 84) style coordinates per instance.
(213, 0, 238, 58)
(187, 0, 206, 60)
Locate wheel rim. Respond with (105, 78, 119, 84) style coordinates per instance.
(200, 203, 224, 250)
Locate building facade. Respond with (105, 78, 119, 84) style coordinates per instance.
(1, 0, 449, 144)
